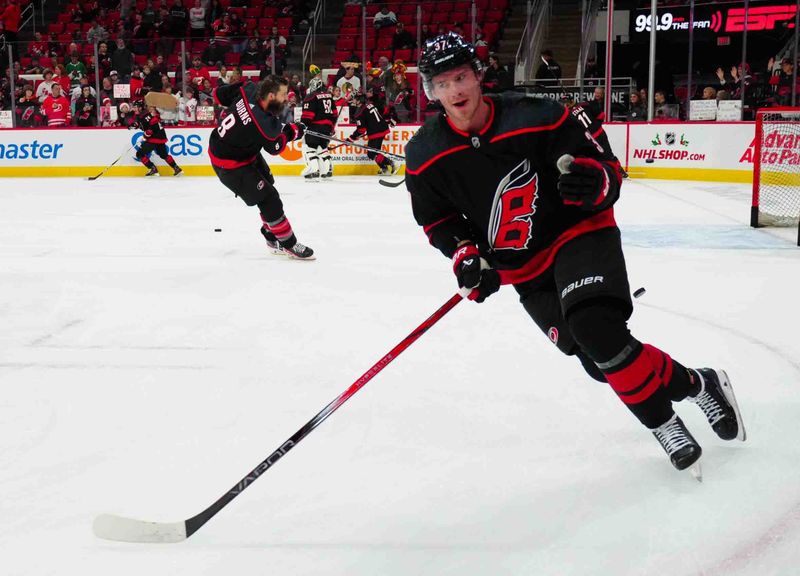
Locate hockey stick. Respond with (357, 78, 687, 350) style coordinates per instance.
(306, 129, 406, 161)
(93, 290, 468, 543)
(87, 144, 136, 181)
(378, 176, 406, 188)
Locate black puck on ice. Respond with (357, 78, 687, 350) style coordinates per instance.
(214, 228, 222, 232)
(633, 287, 646, 298)
(645, 158, 655, 164)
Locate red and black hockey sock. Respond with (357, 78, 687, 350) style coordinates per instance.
(260, 214, 296, 247)
(165, 155, 177, 168)
(375, 153, 388, 168)
(139, 156, 155, 169)
(566, 301, 687, 428)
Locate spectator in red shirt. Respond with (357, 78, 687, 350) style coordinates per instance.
(42, 83, 72, 127)
(1, 0, 21, 45)
(28, 31, 50, 58)
(187, 55, 211, 88)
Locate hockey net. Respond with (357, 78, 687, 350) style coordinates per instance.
(752, 109, 800, 239)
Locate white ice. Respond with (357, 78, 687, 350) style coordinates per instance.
(0, 174, 798, 576)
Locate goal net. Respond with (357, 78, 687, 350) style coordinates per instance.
(752, 108, 800, 238)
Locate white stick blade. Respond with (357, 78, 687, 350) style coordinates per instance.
(93, 514, 187, 543)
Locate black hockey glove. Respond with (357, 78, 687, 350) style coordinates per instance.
(452, 243, 501, 303)
(557, 155, 612, 210)
(283, 122, 304, 141)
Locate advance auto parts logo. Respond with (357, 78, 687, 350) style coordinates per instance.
(739, 130, 800, 165)
(633, 131, 706, 162)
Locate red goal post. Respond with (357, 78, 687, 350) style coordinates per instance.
(752, 107, 800, 245)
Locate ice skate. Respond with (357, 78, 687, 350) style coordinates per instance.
(321, 168, 333, 179)
(303, 171, 320, 180)
(280, 240, 315, 260)
(173, 166, 183, 177)
(687, 368, 746, 441)
(651, 414, 702, 476)
(145, 166, 159, 177)
(388, 160, 399, 175)
(260, 228, 285, 256)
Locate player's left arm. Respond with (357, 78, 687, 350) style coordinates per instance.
(547, 105, 623, 211)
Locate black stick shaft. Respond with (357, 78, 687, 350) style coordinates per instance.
(88, 144, 135, 180)
(308, 129, 406, 161)
(183, 293, 464, 537)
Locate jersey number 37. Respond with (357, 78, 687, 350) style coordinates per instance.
(488, 158, 539, 251)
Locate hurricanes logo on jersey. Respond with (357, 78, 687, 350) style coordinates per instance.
(488, 158, 539, 251)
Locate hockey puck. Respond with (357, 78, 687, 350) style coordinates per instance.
(645, 158, 655, 164)
(214, 228, 222, 232)
(633, 287, 646, 298)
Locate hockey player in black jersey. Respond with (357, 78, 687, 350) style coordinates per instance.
(209, 75, 314, 260)
(130, 101, 183, 177)
(300, 77, 338, 179)
(406, 33, 745, 475)
(347, 93, 398, 175)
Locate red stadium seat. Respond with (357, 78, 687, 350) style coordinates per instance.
(276, 17, 292, 28)
(485, 9, 504, 21)
(394, 48, 412, 62)
(337, 36, 356, 51)
(224, 52, 240, 65)
(344, 4, 361, 16)
(258, 17, 273, 29)
(341, 15, 358, 27)
(263, 6, 278, 17)
(377, 36, 392, 49)
(47, 22, 63, 34)
(245, 6, 260, 18)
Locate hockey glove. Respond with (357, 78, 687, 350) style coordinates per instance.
(452, 244, 501, 303)
(557, 154, 611, 210)
(282, 122, 304, 141)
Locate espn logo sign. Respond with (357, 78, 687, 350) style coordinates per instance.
(726, 5, 796, 32)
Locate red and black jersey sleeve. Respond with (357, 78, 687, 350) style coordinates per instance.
(212, 81, 244, 107)
(141, 112, 168, 143)
(406, 125, 476, 259)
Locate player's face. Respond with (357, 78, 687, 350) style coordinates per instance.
(265, 85, 289, 114)
(431, 64, 483, 126)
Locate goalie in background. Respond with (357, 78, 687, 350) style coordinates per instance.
(300, 70, 338, 179)
(130, 93, 183, 177)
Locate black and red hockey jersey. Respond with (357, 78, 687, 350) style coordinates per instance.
(351, 102, 391, 140)
(208, 81, 301, 169)
(131, 111, 168, 144)
(570, 100, 614, 155)
(301, 91, 338, 134)
(405, 93, 623, 286)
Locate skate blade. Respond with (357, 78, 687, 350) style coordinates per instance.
(717, 369, 747, 442)
(689, 461, 703, 482)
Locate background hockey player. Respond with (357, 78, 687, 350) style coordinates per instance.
(129, 101, 183, 177)
(346, 92, 397, 175)
(406, 33, 745, 475)
(300, 75, 338, 179)
(208, 75, 314, 260)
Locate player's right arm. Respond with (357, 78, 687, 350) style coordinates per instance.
(212, 81, 243, 107)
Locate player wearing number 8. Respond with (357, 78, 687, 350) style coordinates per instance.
(406, 33, 746, 475)
(209, 75, 314, 259)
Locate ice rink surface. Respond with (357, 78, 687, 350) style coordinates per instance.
(1, 174, 798, 576)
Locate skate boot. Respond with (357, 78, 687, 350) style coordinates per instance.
(687, 368, 746, 441)
(260, 228, 284, 255)
(145, 166, 159, 177)
(173, 166, 183, 177)
(388, 160, 399, 175)
(304, 171, 320, 180)
(321, 168, 333, 179)
(280, 239, 315, 260)
(652, 414, 702, 472)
